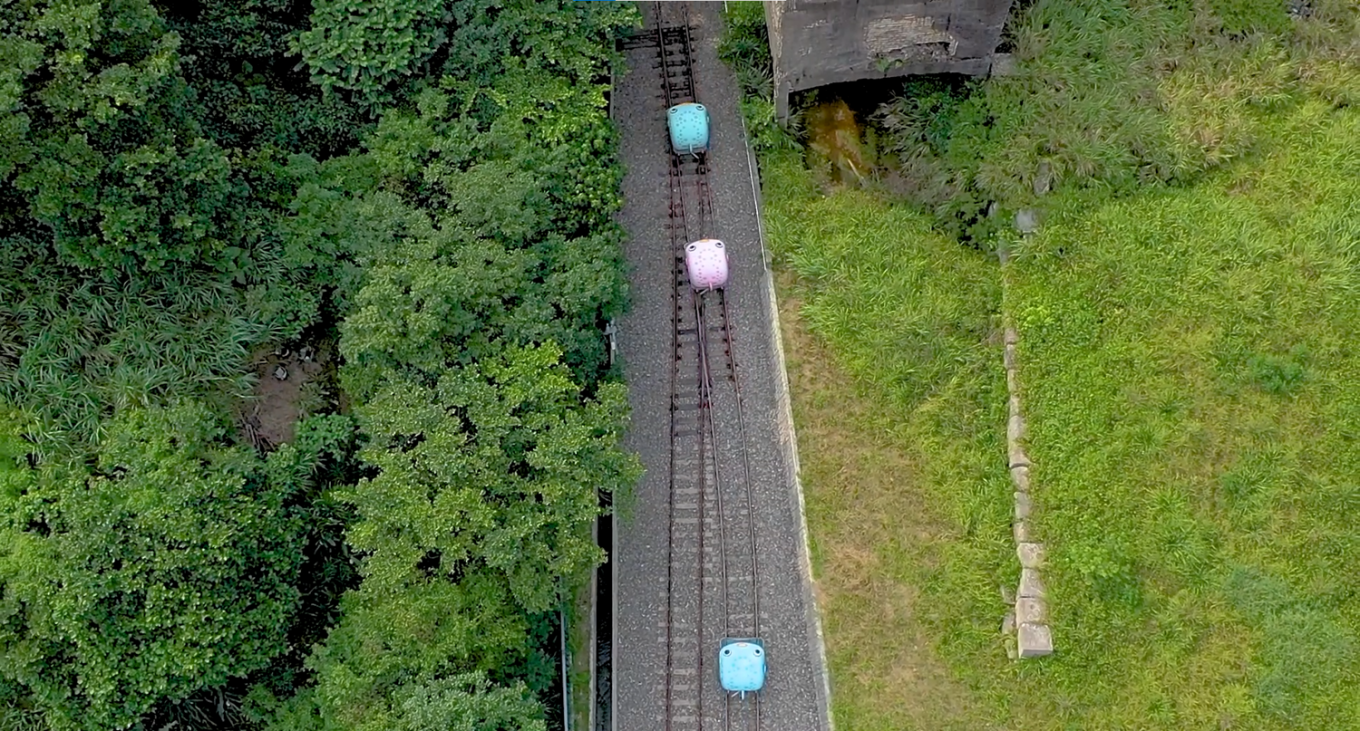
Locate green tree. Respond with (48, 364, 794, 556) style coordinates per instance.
(0, 402, 338, 730)
(0, 0, 256, 274)
(293, 0, 453, 108)
(293, 0, 636, 111)
(438, 0, 636, 90)
(158, 0, 366, 156)
(272, 576, 530, 731)
(340, 341, 638, 612)
(349, 78, 629, 384)
(392, 673, 546, 731)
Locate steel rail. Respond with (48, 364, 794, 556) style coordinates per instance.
(659, 3, 707, 731)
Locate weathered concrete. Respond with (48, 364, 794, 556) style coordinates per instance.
(1018, 622, 1054, 658)
(1018, 568, 1046, 600)
(1017, 541, 1046, 569)
(1016, 597, 1046, 625)
(766, 0, 1016, 117)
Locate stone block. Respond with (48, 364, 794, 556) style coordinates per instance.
(1010, 464, 1031, 492)
(1017, 623, 1054, 658)
(1006, 368, 1018, 393)
(1004, 327, 1019, 345)
(1000, 583, 1015, 604)
(1003, 343, 1016, 370)
(1013, 520, 1032, 543)
(1001, 609, 1015, 635)
(1008, 394, 1021, 418)
(1033, 161, 1053, 196)
(1008, 443, 1030, 468)
(1014, 490, 1032, 520)
(1017, 541, 1046, 568)
(1016, 597, 1046, 624)
(1018, 568, 1046, 599)
(1007, 413, 1024, 444)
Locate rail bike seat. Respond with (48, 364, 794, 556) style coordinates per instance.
(718, 638, 766, 695)
(668, 103, 709, 157)
(684, 239, 727, 291)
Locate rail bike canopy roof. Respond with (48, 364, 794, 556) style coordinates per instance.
(668, 102, 709, 156)
(718, 638, 766, 694)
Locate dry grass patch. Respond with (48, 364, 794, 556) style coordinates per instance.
(776, 271, 1000, 731)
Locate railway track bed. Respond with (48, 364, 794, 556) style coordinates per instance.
(611, 3, 831, 730)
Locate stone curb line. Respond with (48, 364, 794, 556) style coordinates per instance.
(1002, 324, 1054, 659)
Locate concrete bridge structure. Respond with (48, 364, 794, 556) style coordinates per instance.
(765, 0, 1016, 118)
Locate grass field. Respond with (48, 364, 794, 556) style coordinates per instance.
(1003, 104, 1360, 729)
(775, 274, 1006, 731)
(762, 103, 1360, 728)
(760, 152, 1017, 729)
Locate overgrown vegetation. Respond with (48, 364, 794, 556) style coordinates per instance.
(728, 0, 1359, 243)
(874, 0, 1359, 243)
(716, 1, 799, 155)
(0, 1, 641, 729)
(724, 0, 1360, 728)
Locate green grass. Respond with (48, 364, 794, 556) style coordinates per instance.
(869, 0, 1360, 242)
(731, 1, 1360, 727)
(762, 151, 1016, 729)
(568, 571, 594, 731)
(763, 104, 1360, 729)
(1002, 104, 1360, 729)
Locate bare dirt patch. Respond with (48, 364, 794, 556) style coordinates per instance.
(240, 341, 332, 450)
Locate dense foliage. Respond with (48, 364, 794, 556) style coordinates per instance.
(0, 0, 640, 729)
(0, 404, 352, 729)
(726, 0, 1360, 245)
(876, 0, 1360, 243)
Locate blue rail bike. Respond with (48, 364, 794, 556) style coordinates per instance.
(667, 102, 710, 160)
(718, 638, 766, 699)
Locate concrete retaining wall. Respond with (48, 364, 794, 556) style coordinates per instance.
(765, 0, 1015, 117)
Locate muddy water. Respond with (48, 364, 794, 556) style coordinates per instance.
(803, 98, 872, 186)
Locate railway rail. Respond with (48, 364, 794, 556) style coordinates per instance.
(638, 4, 765, 730)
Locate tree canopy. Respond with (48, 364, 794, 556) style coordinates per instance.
(0, 0, 640, 728)
(0, 403, 352, 730)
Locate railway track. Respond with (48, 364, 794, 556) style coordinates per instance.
(638, 4, 764, 730)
